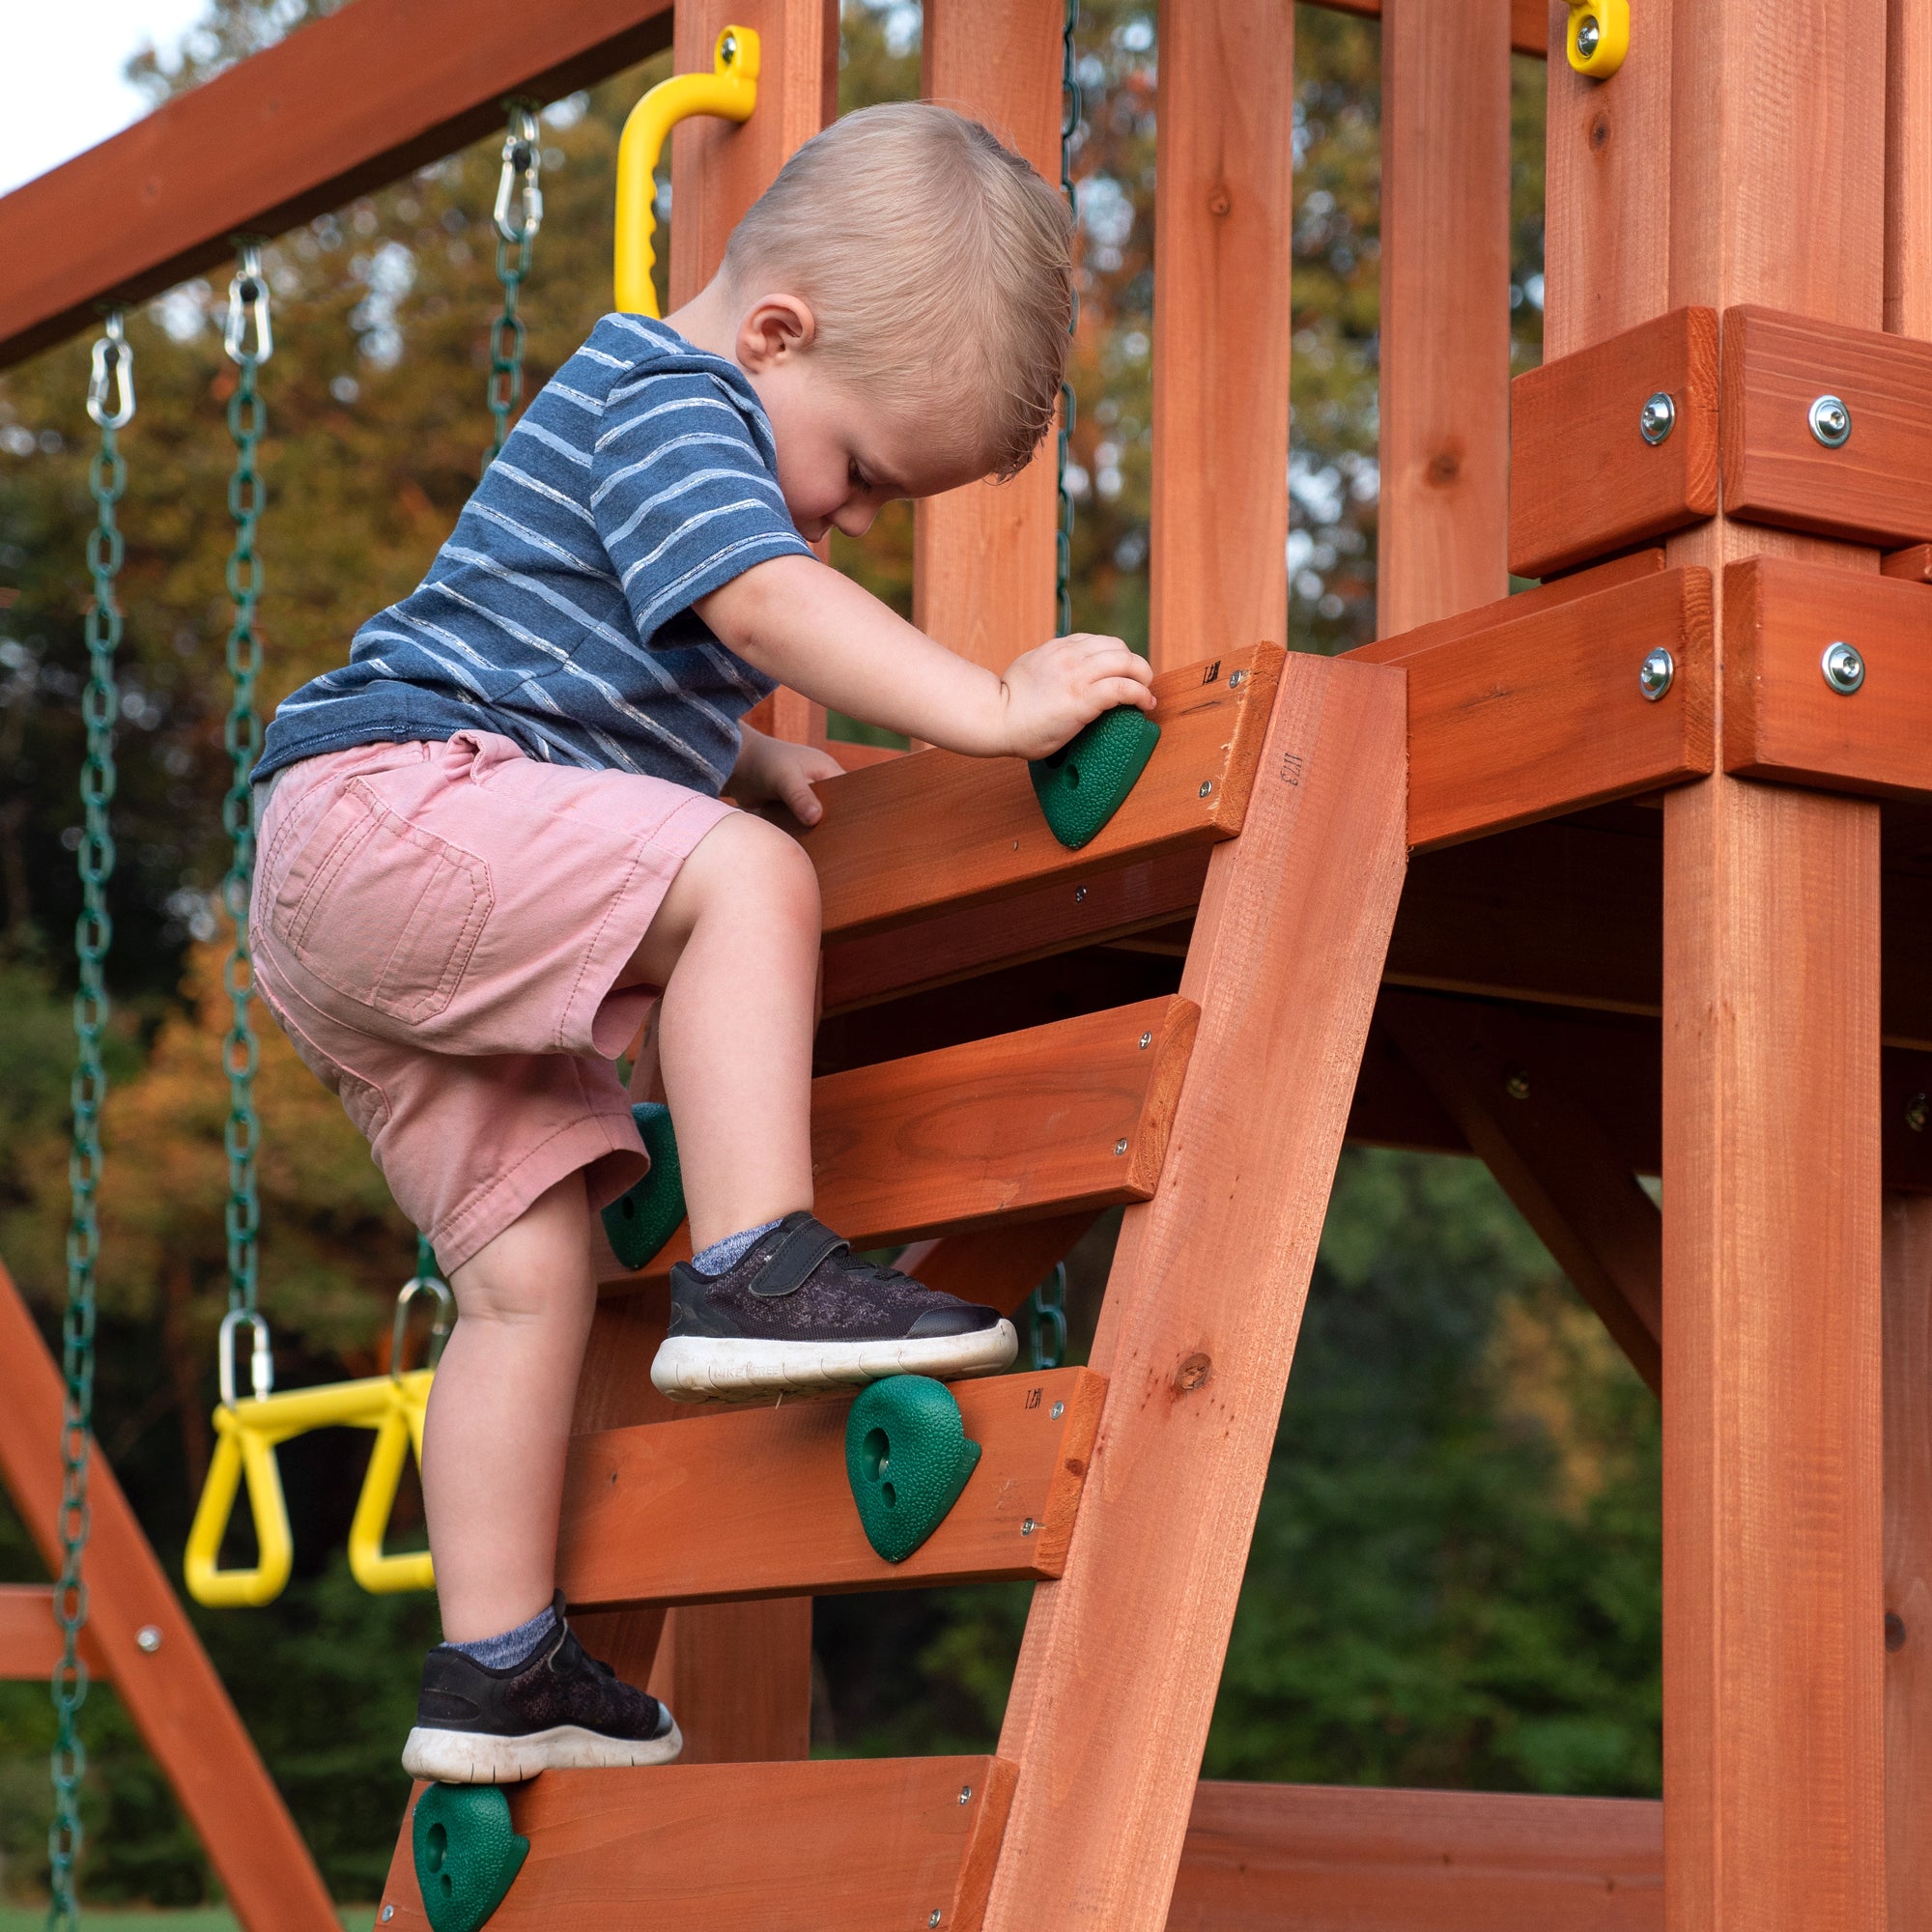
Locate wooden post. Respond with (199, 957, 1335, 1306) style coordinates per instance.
(1146, 0, 1293, 673)
(1377, 0, 1512, 636)
(1543, 1, 1889, 1923)
(911, 0, 1061, 674)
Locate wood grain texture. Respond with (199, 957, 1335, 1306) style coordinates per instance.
(796, 645, 1282, 942)
(1378, 0, 1512, 636)
(1400, 567, 1715, 851)
(984, 654, 1407, 1931)
(912, 0, 1061, 675)
(1148, 0, 1293, 672)
(1722, 304, 1932, 548)
(643, 1597, 811, 1764)
(1890, 0, 1932, 337)
(0, 1585, 106, 1681)
(377, 1755, 1017, 1929)
(1305, 0, 1551, 57)
(1722, 554, 1932, 798)
(1169, 1780, 1662, 1931)
(599, 994, 1197, 1286)
(1883, 541, 1932, 582)
(0, 1263, 338, 1932)
(895, 1211, 1099, 1316)
(559, 1367, 1105, 1606)
(1510, 308, 1719, 577)
(1885, 1196, 1932, 1932)
(0, 0, 676, 370)
(1382, 991, 1662, 1392)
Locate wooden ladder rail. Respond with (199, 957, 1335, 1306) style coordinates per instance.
(0, 1260, 339, 1932)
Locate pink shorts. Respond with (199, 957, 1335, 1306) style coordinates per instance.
(251, 732, 735, 1272)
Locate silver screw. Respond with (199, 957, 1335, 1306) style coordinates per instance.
(382, 1910, 395, 1924)
(1114, 1138, 1128, 1156)
(959, 1784, 974, 1804)
(1021, 1519, 1037, 1536)
(721, 30, 739, 62)
(1638, 646, 1675, 701)
(1139, 1031, 1152, 1049)
(1822, 640, 1865, 694)
(1050, 1400, 1065, 1418)
(1809, 394, 1852, 446)
(1074, 885, 1088, 902)
(1907, 1093, 1929, 1134)
(135, 1625, 162, 1654)
(1228, 668, 1246, 688)
(1503, 1068, 1531, 1101)
(1576, 13, 1601, 56)
(1638, 392, 1676, 444)
(1198, 780, 1214, 797)
(930, 1915, 944, 1929)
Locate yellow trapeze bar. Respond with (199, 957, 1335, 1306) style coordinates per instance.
(613, 24, 759, 318)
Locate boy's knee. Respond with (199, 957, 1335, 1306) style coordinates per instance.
(698, 812, 821, 929)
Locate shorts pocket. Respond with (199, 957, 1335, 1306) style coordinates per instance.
(268, 779, 493, 1027)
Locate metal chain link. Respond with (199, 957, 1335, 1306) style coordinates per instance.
(484, 102, 544, 473)
(1025, 1263, 1068, 1374)
(222, 244, 270, 1327)
(1055, 0, 1082, 637)
(49, 307, 136, 1932)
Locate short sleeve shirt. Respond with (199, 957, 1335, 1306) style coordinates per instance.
(255, 314, 813, 794)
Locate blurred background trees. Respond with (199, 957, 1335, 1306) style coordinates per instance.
(0, 0, 1658, 1908)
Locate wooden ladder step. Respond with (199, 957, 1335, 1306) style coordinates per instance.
(377, 1755, 1017, 1929)
(600, 994, 1199, 1284)
(558, 1366, 1104, 1608)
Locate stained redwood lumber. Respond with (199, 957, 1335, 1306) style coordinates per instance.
(0, 1585, 105, 1681)
(1303, 0, 1550, 58)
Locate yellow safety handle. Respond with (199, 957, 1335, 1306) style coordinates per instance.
(614, 25, 760, 317)
(185, 1414, 295, 1608)
(347, 1372, 437, 1595)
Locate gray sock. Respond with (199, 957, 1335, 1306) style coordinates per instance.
(446, 1601, 556, 1670)
(692, 1216, 783, 1277)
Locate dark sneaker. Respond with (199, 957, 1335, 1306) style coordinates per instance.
(650, 1211, 1018, 1402)
(401, 1593, 681, 1783)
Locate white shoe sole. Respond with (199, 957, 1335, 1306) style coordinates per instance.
(401, 1717, 684, 1784)
(650, 1321, 1019, 1404)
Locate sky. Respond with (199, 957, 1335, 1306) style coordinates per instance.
(0, 2, 209, 198)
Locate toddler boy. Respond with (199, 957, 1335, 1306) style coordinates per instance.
(250, 102, 1153, 1781)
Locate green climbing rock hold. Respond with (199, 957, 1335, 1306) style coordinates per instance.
(844, 1376, 982, 1564)
(601, 1101, 685, 1268)
(412, 1783, 528, 1932)
(1029, 703, 1162, 851)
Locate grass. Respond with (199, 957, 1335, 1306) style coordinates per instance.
(0, 1913, 374, 1929)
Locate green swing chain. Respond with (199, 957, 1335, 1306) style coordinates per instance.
(49, 309, 136, 1932)
(221, 246, 271, 1364)
(1021, 3, 1081, 1377)
(484, 102, 544, 473)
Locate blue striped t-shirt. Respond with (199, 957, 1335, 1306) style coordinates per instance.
(255, 313, 814, 794)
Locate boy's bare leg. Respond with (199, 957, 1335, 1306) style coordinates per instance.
(421, 1171, 598, 1643)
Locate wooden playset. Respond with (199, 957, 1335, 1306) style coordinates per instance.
(1, 0, 1927, 1926)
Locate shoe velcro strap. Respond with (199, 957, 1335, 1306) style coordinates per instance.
(748, 1216, 849, 1299)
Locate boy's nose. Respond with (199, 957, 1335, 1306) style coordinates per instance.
(834, 501, 880, 539)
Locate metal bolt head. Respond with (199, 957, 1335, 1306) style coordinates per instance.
(134, 1625, 162, 1654)
(1199, 780, 1214, 798)
(1907, 1092, 1929, 1134)
(382, 1910, 395, 1924)
(1637, 646, 1675, 701)
(959, 1784, 974, 1804)
(1228, 668, 1246, 688)
(930, 1914, 944, 1928)
(1139, 1031, 1153, 1049)
(1576, 14, 1601, 56)
(1114, 1138, 1129, 1156)
(1809, 394, 1852, 446)
(1050, 1400, 1065, 1418)
(1638, 391, 1676, 445)
(721, 30, 739, 62)
(1021, 1519, 1037, 1536)
(1503, 1067, 1532, 1101)
(1074, 885, 1088, 902)
(1822, 640, 1865, 694)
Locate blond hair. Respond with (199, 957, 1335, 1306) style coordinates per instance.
(723, 103, 1073, 481)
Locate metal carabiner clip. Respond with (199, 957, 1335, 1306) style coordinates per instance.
(224, 241, 273, 365)
(391, 1267, 455, 1380)
(494, 103, 545, 245)
(86, 312, 135, 429)
(217, 1306, 274, 1408)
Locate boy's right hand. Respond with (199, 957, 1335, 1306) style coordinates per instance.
(997, 633, 1155, 761)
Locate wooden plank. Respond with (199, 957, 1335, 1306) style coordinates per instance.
(1148, 0, 1293, 673)
(984, 654, 1407, 1931)
(0, 1585, 106, 1681)
(378, 1755, 1017, 1928)
(0, 0, 675, 370)
(895, 1211, 1099, 1317)
(911, 0, 1060, 678)
(643, 1598, 812, 1763)
(1400, 567, 1715, 852)
(1885, 1195, 1932, 1932)
(1509, 308, 1720, 578)
(1378, 0, 1512, 637)
(601, 994, 1198, 1285)
(1721, 304, 1932, 549)
(0, 1263, 338, 1932)
(1169, 1780, 1661, 1931)
(1723, 554, 1932, 798)
(1883, 542, 1932, 582)
(797, 645, 1283, 944)
(559, 1367, 1104, 1606)
(1303, 0, 1551, 58)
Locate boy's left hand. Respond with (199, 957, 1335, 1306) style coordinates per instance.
(730, 725, 843, 825)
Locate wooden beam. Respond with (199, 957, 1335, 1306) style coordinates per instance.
(1509, 309, 1720, 579)
(0, 0, 675, 371)
(984, 654, 1407, 1930)
(1147, 0, 1293, 673)
(1170, 1780, 1661, 1931)
(378, 1755, 1017, 1928)
(1378, 0, 1512, 638)
(0, 1263, 338, 1932)
(895, 1211, 1101, 1317)
(1303, 0, 1551, 59)
(912, 1, 1060, 677)
(0, 1585, 106, 1682)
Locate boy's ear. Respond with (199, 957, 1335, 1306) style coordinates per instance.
(736, 295, 817, 371)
